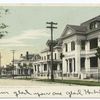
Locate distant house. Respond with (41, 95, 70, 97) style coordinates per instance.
(7, 51, 41, 77)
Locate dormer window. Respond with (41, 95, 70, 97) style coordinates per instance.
(90, 21, 100, 30)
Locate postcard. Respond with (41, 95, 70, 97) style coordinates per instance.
(0, 3, 99, 98)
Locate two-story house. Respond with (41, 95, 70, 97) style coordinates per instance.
(38, 39, 62, 78)
(61, 15, 100, 79)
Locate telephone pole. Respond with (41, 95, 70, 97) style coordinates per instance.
(46, 21, 57, 81)
(0, 52, 1, 68)
(0, 52, 1, 75)
(11, 50, 15, 79)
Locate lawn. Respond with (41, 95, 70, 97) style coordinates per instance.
(37, 79, 100, 86)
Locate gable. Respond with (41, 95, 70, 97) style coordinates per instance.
(60, 25, 75, 38)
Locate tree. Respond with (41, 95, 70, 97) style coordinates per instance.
(46, 40, 57, 51)
(0, 8, 9, 38)
(96, 47, 100, 59)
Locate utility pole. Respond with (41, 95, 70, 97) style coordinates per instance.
(46, 21, 57, 81)
(11, 50, 15, 79)
(0, 52, 1, 68)
(0, 52, 1, 75)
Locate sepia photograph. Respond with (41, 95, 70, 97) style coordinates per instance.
(0, 3, 100, 98)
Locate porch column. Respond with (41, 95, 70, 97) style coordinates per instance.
(62, 58, 67, 74)
(85, 57, 90, 73)
(85, 40, 90, 73)
(75, 40, 81, 74)
(40, 63, 43, 73)
(98, 37, 100, 69)
(98, 36, 100, 47)
(57, 63, 61, 77)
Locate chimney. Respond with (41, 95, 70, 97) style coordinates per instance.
(20, 54, 23, 57)
(26, 51, 29, 60)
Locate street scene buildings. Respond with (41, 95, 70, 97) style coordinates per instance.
(1, 15, 100, 80)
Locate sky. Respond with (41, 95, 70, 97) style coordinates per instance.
(0, 4, 100, 66)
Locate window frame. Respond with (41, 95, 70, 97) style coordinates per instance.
(90, 38, 98, 50)
(44, 64, 47, 71)
(81, 40, 85, 50)
(90, 57, 98, 68)
(71, 41, 75, 51)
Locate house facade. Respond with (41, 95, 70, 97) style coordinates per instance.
(38, 43, 62, 78)
(61, 15, 100, 79)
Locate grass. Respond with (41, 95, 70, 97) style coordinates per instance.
(37, 79, 100, 86)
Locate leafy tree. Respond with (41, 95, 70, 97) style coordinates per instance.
(0, 8, 9, 38)
(29, 63, 33, 68)
(23, 63, 27, 68)
(95, 47, 100, 59)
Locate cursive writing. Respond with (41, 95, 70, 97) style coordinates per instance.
(13, 90, 32, 97)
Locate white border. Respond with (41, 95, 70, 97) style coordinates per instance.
(0, 0, 100, 3)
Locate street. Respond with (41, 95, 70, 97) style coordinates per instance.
(0, 78, 71, 86)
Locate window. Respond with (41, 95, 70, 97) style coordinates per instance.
(90, 22, 95, 29)
(90, 21, 100, 30)
(53, 64, 57, 70)
(81, 40, 85, 50)
(23, 63, 27, 67)
(41, 57, 43, 60)
(60, 53, 62, 59)
(44, 56, 46, 60)
(34, 65, 36, 71)
(71, 41, 75, 51)
(37, 65, 40, 72)
(65, 43, 68, 52)
(90, 38, 98, 49)
(80, 58, 85, 69)
(47, 55, 50, 60)
(18, 63, 21, 66)
(60, 64, 62, 70)
(90, 57, 98, 67)
(54, 53, 56, 60)
(24, 69, 28, 75)
(30, 69, 33, 74)
(66, 60, 68, 72)
(44, 64, 47, 71)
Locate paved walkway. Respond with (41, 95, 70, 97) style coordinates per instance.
(0, 78, 72, 86)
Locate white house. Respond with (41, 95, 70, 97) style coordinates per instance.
(39, 43, 62, 78)
(60, 15, 100, 79)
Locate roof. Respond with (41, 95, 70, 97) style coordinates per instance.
(81, 15, 100, 26)
(13, 59, 21, 64)
(68, 25, 87, 33)
(60, 24, 87, 39)
(41, 48, 49, 53)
